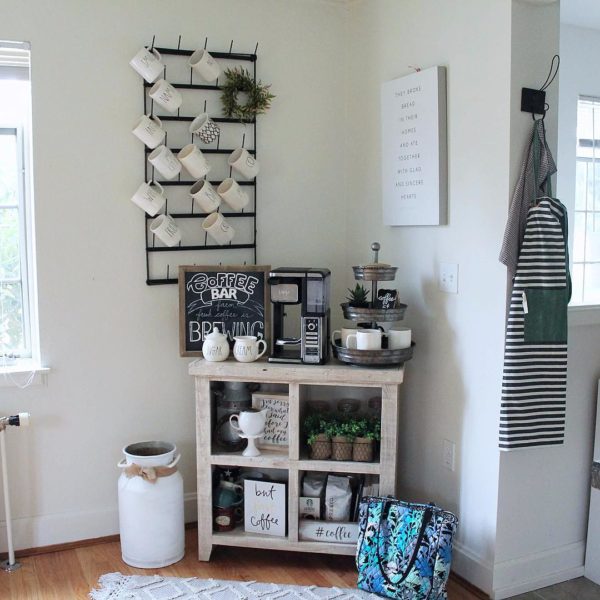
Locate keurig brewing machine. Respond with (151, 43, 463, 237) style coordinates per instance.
(268, 268, 331, 364)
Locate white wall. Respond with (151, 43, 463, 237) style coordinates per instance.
(493, 9, 600, 600)
(0, 3, 591, 598)
(0, 0, 349, 549)
(344, 0, 512, 593)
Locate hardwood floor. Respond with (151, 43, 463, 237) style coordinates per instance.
(0, 528, 486, 599)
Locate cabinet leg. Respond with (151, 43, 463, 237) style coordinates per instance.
(198, 541, 212, 562)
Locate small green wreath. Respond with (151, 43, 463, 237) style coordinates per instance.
(220, 67, 275, 122)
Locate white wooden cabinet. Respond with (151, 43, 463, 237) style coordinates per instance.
(189, 358, 404, 560)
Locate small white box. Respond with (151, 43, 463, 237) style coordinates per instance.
(244, 479, 286, 537)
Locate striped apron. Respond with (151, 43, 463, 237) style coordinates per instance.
(500, 197, 570, 450)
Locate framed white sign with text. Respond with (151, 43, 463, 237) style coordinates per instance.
(381, 66, 447, 226)
(244, 479, 286, 537)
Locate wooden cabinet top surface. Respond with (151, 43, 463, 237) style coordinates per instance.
(188, 358, 404, 386)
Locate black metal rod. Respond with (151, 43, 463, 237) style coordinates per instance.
(147, 243, 256, 252)
(153, 179, 255, 187)
(144, 147, 255, 155)
(147, 278, 179, 285)
(253, 57, 258, 265)
(153, 212, 256, 219)
(158, 115, 255, 125)
(144, 81, 221, 91)
(152, 47, 256, 61)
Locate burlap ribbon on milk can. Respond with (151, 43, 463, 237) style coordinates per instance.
(124, 463, 178, 483)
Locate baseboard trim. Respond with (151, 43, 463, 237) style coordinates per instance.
(0, 492, 198, 555)
(452, 541, 494, 596)
(0, 522, 199, 561)
(450, 572, 490, 599)
(492, 541, 586, 599)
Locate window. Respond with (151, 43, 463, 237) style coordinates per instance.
(0, 41, 38, 365)
(572, 96, 600, 305)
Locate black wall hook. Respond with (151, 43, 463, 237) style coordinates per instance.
(521, 54, 560, 118)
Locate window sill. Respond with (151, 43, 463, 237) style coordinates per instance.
(568, 304, 600, 327)
(0, 360, 49, 388)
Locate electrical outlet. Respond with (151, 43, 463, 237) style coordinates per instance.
(443, 439, 456, 471)
(439, 263, 459, 294)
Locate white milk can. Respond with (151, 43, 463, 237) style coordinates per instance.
(117, 441, 184, 568)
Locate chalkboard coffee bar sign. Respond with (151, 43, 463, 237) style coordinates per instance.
(179, 265, 270, 357)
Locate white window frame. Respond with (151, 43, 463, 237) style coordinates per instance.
(0, 41, 42, 376)
(571, 95, 600, 308)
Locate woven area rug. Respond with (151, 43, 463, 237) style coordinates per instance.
(89, 573, 378, 599)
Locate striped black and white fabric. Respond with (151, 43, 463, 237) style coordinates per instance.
(500, 197, 569, 450)
(499, 119, 556, 279)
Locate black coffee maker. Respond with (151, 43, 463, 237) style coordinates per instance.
(268, 268, 331, 365)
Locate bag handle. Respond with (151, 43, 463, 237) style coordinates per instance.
(375, 500, 433, 588)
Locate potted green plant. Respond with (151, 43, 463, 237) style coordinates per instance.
(345, 283, 370, 308)
(329, 418, 354, 461)
(352, 417, 381, 462)
(304, 413, 331, 460)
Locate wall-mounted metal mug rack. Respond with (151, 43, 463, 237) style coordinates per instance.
(141, 37, 259, 285)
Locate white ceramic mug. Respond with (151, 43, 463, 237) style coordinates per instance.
(190, 179, 221, 213)
(228, 148, 260, 179)
(217, 178, 249, 211)
(346, 329, 382, 350)
(177, 144, 211, 179)
(129, 47, 164, 83)
(131, 181, 166, 216)
(132, 115, 165, 149)
(388, 327, 411, 350)
(233, 336, 267, 363)
(331, 328, 358, 349)
(148, 145, 182, 180)
(202, 212, 235, 245)
(149, 79, 183, 113)
(150, 214, 181, 246)
(188, 49, 220, 82)
(229, 409, 267, 437)
(189, 113, 220, 144)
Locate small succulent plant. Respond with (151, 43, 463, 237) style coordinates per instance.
(346, 284, 370, 307)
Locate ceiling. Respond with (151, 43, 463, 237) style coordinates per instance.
(561, 0, 600, 30)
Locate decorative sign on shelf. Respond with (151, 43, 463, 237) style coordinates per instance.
(374, 289, 398, 310)
(179, 265, 270, 357)
(299, 520, 359, 544)
(244, 479, 286, 537)
(252, 393, 289, 448)
(381, 65, 447, 226)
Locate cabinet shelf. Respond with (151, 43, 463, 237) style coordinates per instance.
(296, 459, 380, 475)
(192, 359, 402, 561)
(211, 530, 354, 555)
(211, 448, 289, 469)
